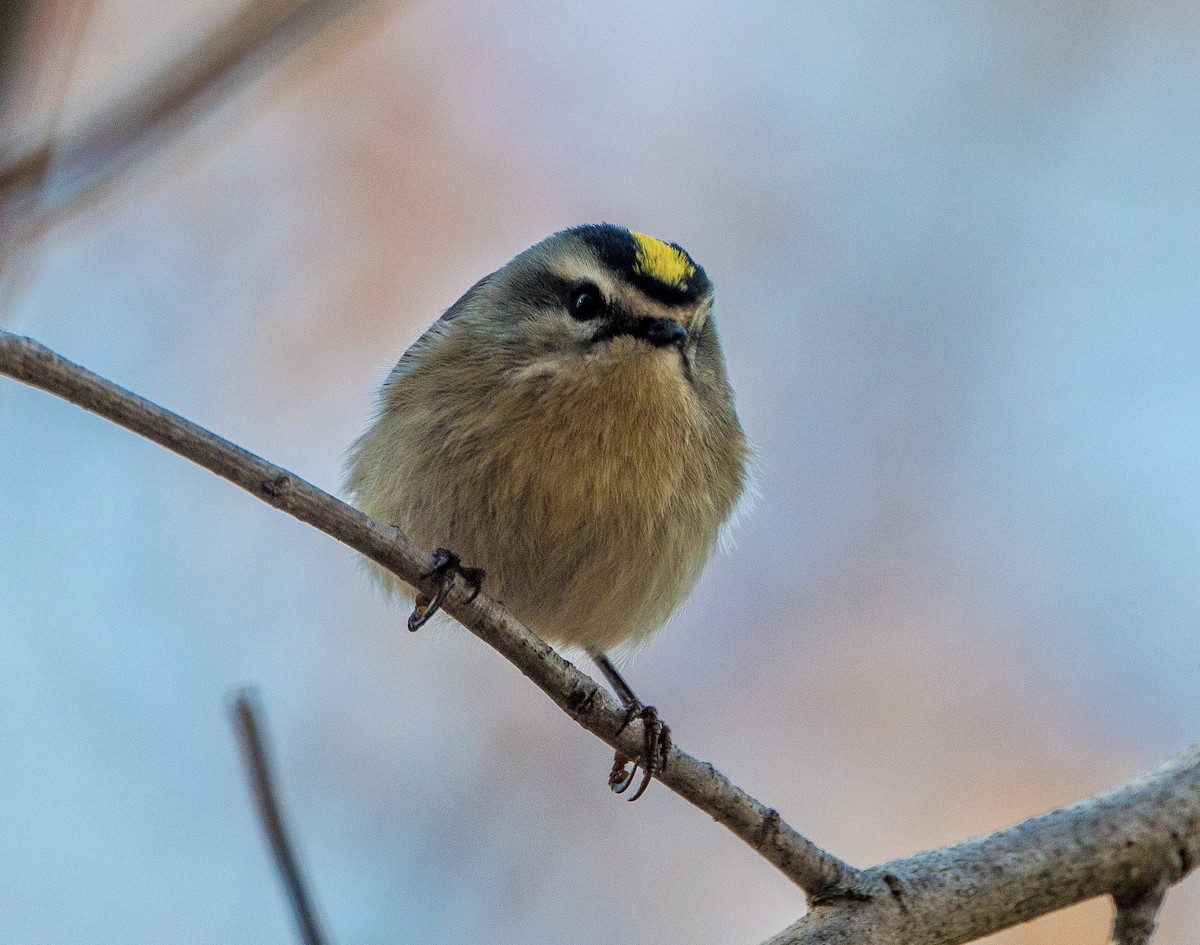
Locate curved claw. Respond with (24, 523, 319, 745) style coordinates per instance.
(407, 548, 485, 632)
(608, 704, 672, 802)
(626, 765, 654, 802)
(407, 581, 450, 631)
(608, 754, 638, 794)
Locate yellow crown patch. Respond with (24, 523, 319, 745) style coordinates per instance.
(631, 231, 696, 289)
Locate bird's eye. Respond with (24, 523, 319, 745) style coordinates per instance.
(570, 286, 605, 321)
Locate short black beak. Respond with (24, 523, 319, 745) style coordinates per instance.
(590, 315, 688, 351)
(629, 317, 687, 348)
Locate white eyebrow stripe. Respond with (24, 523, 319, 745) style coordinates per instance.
(549, 251, 707, 330)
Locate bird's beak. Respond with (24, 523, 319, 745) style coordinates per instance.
(614, 317, 688, 349)
(630, 317, 687, 348)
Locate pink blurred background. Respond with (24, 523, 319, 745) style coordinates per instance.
(2, 1, 1199, 942)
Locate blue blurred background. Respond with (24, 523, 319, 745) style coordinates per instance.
(2, 1, 1199, 942)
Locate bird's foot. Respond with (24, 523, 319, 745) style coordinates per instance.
(608, 702, 672, 802)
(407, 548, 486, 632)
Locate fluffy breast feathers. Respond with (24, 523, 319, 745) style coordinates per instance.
(347, 319, 748, 653)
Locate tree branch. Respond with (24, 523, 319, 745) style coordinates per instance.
(4, 327, 1197, 944)
(0, 0, 387, 240)
(0, 328, 866, 902)
(232, 690, 332, 945)
(763, 744, 1200, 945)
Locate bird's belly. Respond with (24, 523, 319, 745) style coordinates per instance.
(365, 353, 737, 653)
(469, 496, 713, 653)
(401, 437, 720, 654)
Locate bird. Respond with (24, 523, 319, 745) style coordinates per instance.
(345, 223, 750, 799)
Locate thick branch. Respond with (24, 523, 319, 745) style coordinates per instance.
(0, 328, 865, 901)
(763, 744, 1200, 945)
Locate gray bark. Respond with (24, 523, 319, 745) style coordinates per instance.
(3, 327, 1197, 945)
(764, 746, 1199, 944)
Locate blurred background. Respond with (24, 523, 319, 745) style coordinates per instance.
(1, 1, 1198, 942)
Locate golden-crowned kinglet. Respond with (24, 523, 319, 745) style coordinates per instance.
(346, 224, 749, 797)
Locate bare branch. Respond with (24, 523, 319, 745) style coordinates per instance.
(763, 744, 1200, 945)
(0, 328, 866, 902)
(0, 1, 34, 118)
(1111, 882, 1169, 945)
(6, 327, 1198, 942)
(0, 0, 100, 319)
(0, 0, 389, 239)
(232, 690, 332, 945)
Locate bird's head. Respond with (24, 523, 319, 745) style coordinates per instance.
(456, 224, 722, 386)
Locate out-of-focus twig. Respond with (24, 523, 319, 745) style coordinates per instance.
(0, 0, 389, 244)
(232, 689, 332, 945)
(0, 0, 99, 319)
(0, 1, 35, 126)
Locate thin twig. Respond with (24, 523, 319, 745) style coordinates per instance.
(0, 1, 35, 124)
(232, 689, 332, 945)
(0, 0, 99, 317)
(0, 0, 388, 242)
(1111, 882, 1169, 945)
(0, 328, 867, 902)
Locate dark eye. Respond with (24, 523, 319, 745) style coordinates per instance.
(570, 286, 605, 321)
